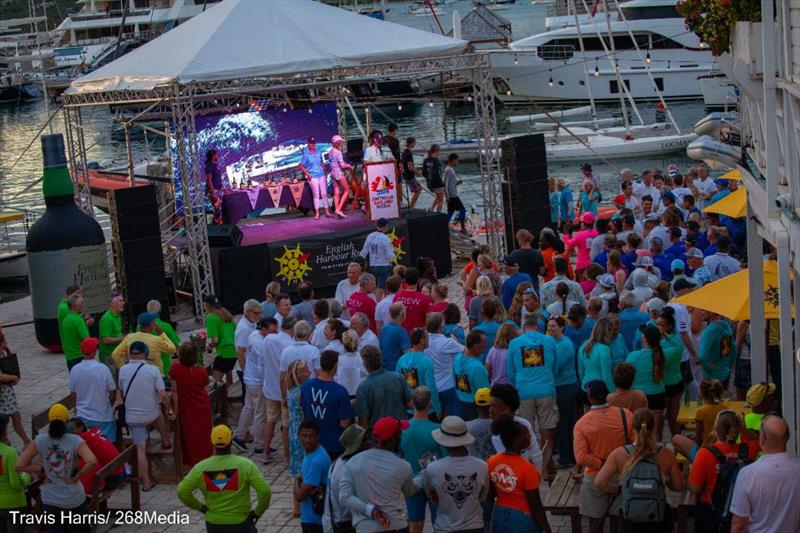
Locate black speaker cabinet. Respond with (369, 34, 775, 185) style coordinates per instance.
(501, 134, 552, 245)
(207, 224, 243, 248)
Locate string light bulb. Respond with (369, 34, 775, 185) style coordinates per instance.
(645, 51, 651, 64)
(467, 95, 473, 102)
(307, 108, 312, 114)
(548, 77, 554, 87)
(282, 107, 288, 113)
(506, 89, 512, 96)
(397, 103, 403, 111)
(594, 65, 600, 77)
(428, 99, 434, 107)
(513, 54, 518, 65)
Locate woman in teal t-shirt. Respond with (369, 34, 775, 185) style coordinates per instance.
(577, 318, 615, 393)
(626, 326, 666, 439)
(658, 309, 684, 437)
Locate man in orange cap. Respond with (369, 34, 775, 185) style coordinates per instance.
(68, 337, 118, 442)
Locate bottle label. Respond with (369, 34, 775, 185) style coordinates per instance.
(28, 245, 110, 319)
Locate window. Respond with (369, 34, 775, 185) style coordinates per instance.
(654, 77, 664, 91)
(610, 79, 631, 94)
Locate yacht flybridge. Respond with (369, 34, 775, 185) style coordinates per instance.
(491, 0, 714, 102)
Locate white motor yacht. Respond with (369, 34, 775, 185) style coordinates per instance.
(490, 0, 714, 102)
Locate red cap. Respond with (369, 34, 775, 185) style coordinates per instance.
(81, 337, 100, 355)
(80, 337, 99, 355)
(372, 416, 409, 443)
(613, 194, 626, 204)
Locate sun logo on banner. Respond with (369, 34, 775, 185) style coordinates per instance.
(386, 228, 406, 266)
(275, 244, 312, 285)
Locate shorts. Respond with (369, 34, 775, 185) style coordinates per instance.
(331, 172, 347, 182)
(84, 419, 117, 443)
(646, 392, 666, 411)
(371, 265, 392, 289)
(680, 360, 693, 385)
(265, 398, 289, 426)
(734, 356, 752, 391)
(580, 474, 621, 519)
(432, 187, 445, 195)
(406, 489, 437, 523)
(491, 506, 539, 533)
(664, 381, 684, 398)
(519, 396, 559, 430)
(404, 177, 421, 193)
(129, 423, 152, 445)
(447, 196, 466, 213)
(213, 356, 237, 373)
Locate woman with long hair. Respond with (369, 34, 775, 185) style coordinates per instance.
(594, 408, 683, 533)
(507, 281, 533, 325)
(322, 318, 347, 354)
(672, 379, 729, 461)
(443, 303, 466, 345)
(485, 322, 519, 386)
(261, 281, 281, 317)
(688, 410, 759, 532)
(204, 295, 236, 383)
(548, 316, 578, 467)
(169, 342, 213, 469)
(607, 250, 628, 294)
(545, 282, 580, 318)
(287, 359, 311, 518)
(487, 414, 552, 533)
(468, 275, 501, 329)
(466, 254, 501, 303)
(578, 318, 616, 393)
(657, 309, 685, 437)
(17, 404, 98, 526)
(416, 256, 438, 289)
(334, 329, 367, 397)
(626, 326, 667, 440)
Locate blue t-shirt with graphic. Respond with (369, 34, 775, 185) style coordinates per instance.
(300, 378, 353, 456)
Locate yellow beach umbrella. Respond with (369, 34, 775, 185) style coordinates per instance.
(718, 168, 742, 181)
(672, 260, 788, 321)
(703, 187, 746, 218)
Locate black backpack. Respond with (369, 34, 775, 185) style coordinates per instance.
(706, 443, 752, 523)
(620, 444, 666, 523)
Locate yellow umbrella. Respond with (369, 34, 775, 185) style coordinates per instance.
(672, 260, 788, 321)
(719, 168, 742, 181)
(703, 187, 746, 218)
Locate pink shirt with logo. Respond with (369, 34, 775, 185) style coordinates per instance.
(566, 228, 598, 270)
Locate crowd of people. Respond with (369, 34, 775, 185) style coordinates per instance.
(1, 163, 799, 533)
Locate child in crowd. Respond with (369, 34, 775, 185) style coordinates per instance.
(672, 379, 728, 461)
(485, 323, 518, 386)
(607, 363, 649, 413)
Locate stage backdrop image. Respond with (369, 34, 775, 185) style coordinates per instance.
(171, 101, 338, 213)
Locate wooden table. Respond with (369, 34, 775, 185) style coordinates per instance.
(677, 400, 750, 426)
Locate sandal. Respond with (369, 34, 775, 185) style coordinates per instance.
(142, 482, 157, 492)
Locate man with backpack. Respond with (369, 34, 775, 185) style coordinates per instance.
(688, 410, 759, 532)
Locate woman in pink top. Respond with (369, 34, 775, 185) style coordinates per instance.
(565, 212, 598, 279)
(329, 135, 353, 218)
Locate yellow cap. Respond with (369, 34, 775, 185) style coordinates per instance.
(48, 403, 69, 423)
(474, 387, 491, 407)
(211, 424, 233, 448)
(746, 382, 776, 407)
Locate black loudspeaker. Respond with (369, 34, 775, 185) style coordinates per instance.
(207, 224, 243, 248)
(501, 134, 551, 245)
(406, 210, 452, 277)
(108, 185, 169, 327)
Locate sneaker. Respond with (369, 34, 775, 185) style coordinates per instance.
(254, 448, 263, 455)
(268, 447, 278, 454)
(232, 437, 249, 452)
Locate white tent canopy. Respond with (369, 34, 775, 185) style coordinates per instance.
(68, 0, 468, 94)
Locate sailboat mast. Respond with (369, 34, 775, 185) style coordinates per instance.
(569, 0, 596, 126)
(598, 0, 630, 135)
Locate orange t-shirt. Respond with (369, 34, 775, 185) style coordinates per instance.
(608, 389, 649, 413)
(488, 452, 541, 515)
(688, 441, 759, 504)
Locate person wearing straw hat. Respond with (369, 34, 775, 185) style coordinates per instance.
(323, 424, 368, 533)
(422, 416, 489, 533)
(16, 403, 97, 528)
(177, 424, 271, 532)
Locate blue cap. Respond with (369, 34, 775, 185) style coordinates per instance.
(129, 341, 149, 355)
(714, 178, 729, 187)
(662, 191, 675, 202)
(377, 218, 388, 227)
(137, 312, 157, 326)
(671, 259, 685, 271)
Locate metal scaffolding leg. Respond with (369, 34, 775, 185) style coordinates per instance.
(171, 86, 214, 320)
(335, 86, 349, 140)
(471, 59, 505, 259)
(62, 106, 94, 215)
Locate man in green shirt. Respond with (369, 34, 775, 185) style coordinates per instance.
(0, 414, 31, 524)
(56, 284, 82, 352)
(61, 292, 92, 372)
(99, 292, 125, 370)
(144, 300, 180, 375)
(177, 425, 271, 531)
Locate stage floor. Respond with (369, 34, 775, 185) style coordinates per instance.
(238, 211, 375, 246)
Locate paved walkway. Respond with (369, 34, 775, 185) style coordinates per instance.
(1, 274, 586, 532)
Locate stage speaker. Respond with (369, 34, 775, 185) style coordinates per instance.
(208, 224, 243, 248)
(406, 210, 452, 277)
(501, 133, 551, 244)
(108, 186, 169, 328)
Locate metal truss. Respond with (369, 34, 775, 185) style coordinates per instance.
(61, 53, 504, 319)
(62, 106, 94, 215)
(471, 57, 506, 259)
(171, 84, 215, 319)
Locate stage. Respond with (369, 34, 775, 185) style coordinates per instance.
(211, 209, 452, 311)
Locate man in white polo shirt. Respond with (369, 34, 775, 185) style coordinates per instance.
(68, 337, 118, 442)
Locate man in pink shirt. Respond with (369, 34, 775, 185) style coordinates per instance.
(346, 273, 378, 332)
(392, 267, 431, 334)
(565, 212, 598, 280)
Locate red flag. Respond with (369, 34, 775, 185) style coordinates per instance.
(591, 0, 600, 17)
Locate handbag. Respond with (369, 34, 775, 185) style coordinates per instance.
(0, 351, 20, 378)
(115, 362, 145, 429)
